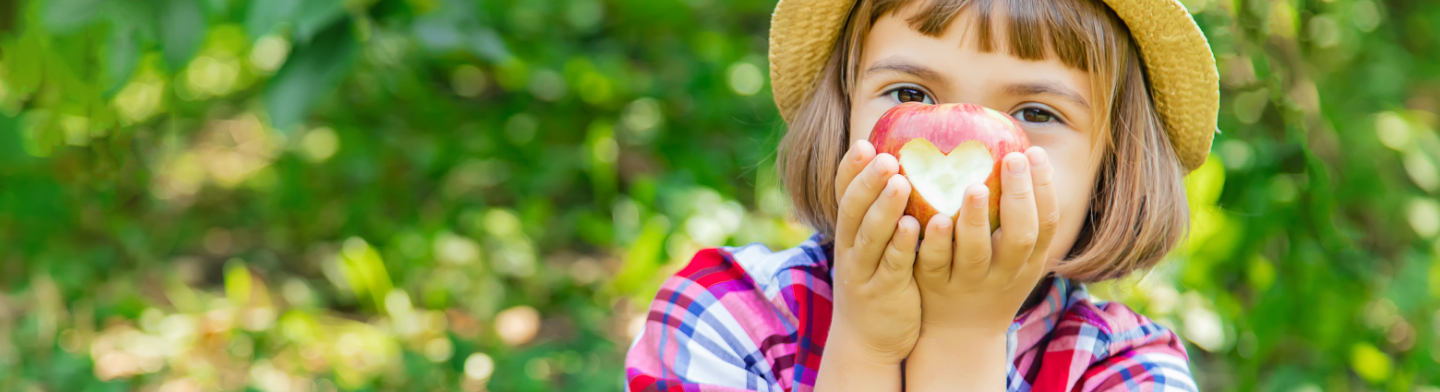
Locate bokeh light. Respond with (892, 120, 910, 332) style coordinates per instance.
(251, 35, 291, 73)
(727, 62, 763, 96)
(452, 64, 488, 98)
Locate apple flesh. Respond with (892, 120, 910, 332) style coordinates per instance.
(868, 102, 1031, 231)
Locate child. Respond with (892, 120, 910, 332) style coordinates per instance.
(627, 0, 1217, 390)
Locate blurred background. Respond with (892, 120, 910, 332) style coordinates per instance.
(0, 0, 1437, 390)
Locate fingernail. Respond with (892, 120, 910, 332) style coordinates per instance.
(1029, 149, 1048, 167)
(936, 216, 952, 231)
(971, 193, 987, 207)
(1008, 156, 1027, 175)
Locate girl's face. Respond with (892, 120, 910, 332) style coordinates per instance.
(848, 7, 1103, 268)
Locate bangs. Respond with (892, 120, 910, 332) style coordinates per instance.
(867, 0, 1133, 73)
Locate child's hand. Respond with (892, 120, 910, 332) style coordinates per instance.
(914, 146, 1057, 335)
(905, 147, 1058, 391)
(814, 140, 921, 392)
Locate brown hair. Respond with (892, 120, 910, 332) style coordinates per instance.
(776, 0, 1189, 282)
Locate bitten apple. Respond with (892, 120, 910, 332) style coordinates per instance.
(868, 102, 1031, 231)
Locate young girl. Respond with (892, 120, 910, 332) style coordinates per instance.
(627, 0, 1217, 390)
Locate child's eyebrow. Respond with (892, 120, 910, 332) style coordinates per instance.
(1004, 81, 1091, 110)
(864, 58, 948, 85)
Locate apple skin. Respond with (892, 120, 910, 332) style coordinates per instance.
(867, 102, 1031, 231)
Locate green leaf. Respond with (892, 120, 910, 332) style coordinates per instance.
(467, 27, 510, 63)
(293, 0, 347, 43)
(41, 0, 105, 34)
(160, 0, 207, 70)
(1350, 343, 1393, 383)
(244, 0, 300, 40)
(200, 0, 228, 15)
(409, 1, 510, 63)
(104, 0, 160, 43)
(0, 112, 29, 167)
(264, 20, 356, 133)
(224, 259, 253, 306)
(412, 17, 463, 51)
(3, 32, 43, 99)
(1387, 253, 1429, 312)
(338, 237, 393, 312)
(104, 25, 139, 95)
(610, 215, 670, 295)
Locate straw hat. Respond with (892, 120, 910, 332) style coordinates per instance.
(768, 0, 1220, 171)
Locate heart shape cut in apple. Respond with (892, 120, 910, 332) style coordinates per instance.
(868, 102, 1031, 231)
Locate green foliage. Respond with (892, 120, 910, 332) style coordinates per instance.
(0, 0, 1437, 390)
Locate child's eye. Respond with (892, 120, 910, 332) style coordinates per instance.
(1012, 107, 1059, 124)
(887, 86, 935, 104)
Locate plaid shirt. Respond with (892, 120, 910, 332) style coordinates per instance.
(625, 235, 1197, 392)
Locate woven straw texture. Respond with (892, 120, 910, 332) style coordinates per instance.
(767, 0, 1220, 171)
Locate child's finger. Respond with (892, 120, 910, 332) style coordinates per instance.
(915, 214, 954, 285)
(874, 215, 921, 287)
(953, 184, 993, 282)
(835, 153, 898, 250)
(1022, 147, 1060, 276)
(833, 140, 877, 207)
(992, 153, 1039, 282)
(852, 174, 912, 278)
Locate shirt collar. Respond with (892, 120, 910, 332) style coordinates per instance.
(815, 233, 835, 274)
(1009, 276, 1083, 356)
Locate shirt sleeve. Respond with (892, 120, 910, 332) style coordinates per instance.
(624, 248, 790, 392)
(1077, 322, 1199, 392)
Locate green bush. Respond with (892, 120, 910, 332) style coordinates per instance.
(0, 0, 1437, 390)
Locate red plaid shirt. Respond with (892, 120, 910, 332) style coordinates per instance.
(625, 235, 1196, 391)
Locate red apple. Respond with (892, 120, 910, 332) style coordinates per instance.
(868, 102, 1031, 231)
